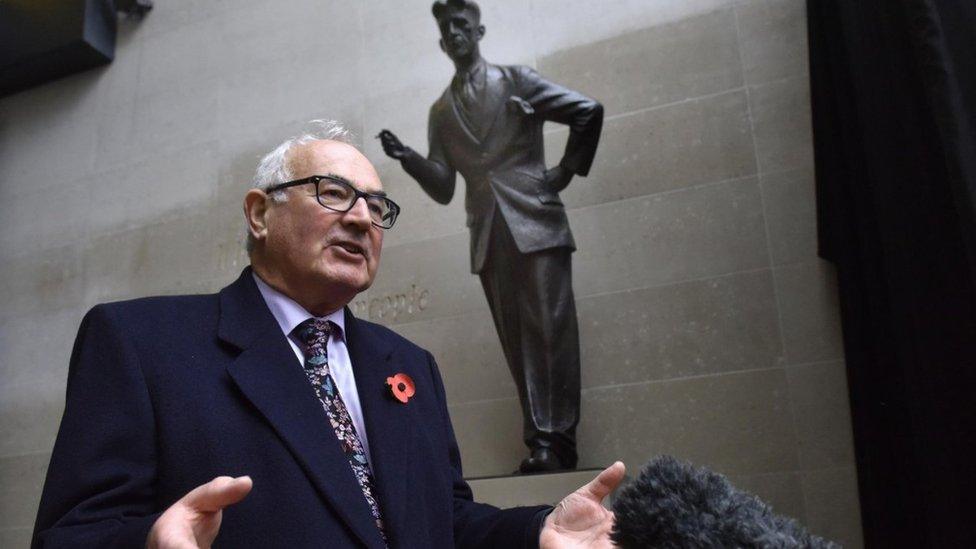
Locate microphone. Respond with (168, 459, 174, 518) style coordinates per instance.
(611, 455, 839, 548)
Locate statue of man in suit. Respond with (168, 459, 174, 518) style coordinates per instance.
(379, 0, 603, 473)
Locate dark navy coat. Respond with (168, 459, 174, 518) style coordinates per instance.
(32, 269, 547, 548)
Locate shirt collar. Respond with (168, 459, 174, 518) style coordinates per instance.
(453, 58, 487, 86)
(252, 272, 345, 340)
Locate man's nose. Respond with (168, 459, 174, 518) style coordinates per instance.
(342, 197, 373, 229)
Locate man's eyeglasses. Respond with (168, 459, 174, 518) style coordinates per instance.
(265, 175, 401, 229)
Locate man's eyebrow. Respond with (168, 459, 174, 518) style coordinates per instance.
(324, 172, 387, 197)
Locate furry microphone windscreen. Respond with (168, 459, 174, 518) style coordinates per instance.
(611, 456, 839, 548)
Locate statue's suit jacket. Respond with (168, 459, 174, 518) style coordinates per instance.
(427, 64, 603, 273)
(32, 269, 547, 548)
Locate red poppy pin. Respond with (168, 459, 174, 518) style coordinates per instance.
(386, 373, 416, 404)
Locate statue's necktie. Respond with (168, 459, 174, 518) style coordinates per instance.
(454, 69, 485, 136)
(294, 319, 387, 543)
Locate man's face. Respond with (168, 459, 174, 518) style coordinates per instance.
(438, 10, 483, 62)
(261, 140, 384, 307)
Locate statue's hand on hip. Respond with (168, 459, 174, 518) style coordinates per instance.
(377, 129, 413, 160)
(544, 164, 574, 193)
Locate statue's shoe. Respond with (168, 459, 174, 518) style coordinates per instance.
(518, 448, 568, 474)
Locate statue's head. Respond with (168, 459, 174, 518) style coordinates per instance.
(431, 0, 484, 63)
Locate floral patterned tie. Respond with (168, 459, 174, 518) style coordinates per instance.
(295, 318, 387, 543)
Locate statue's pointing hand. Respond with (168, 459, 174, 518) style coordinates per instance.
(377, 129, 412, 160)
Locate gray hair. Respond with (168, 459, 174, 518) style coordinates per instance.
(432, 0, 481, 23)
(246, 119, 355, 251)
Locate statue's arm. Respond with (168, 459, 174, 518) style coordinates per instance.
(402, 149, 456, 205)
(517, 66, 604, 177)
(378, 127, 456, 205)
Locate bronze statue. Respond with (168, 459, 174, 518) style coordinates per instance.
(379, 0, 602, 473)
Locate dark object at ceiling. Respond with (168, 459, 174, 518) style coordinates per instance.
(0, 0, 150, 97)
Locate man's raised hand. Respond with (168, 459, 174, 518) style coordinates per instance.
(539, 462, 625, 549)
(146, 476, 252, 549)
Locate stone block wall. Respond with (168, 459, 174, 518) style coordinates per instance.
(0, 1, 862, 546)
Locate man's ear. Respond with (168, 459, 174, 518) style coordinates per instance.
(477, 24, 485, 40)
(243, 189, 270, 244)
(438, 37, 447, 53)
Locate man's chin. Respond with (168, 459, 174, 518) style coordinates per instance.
(447, 47, 471, 60)
(318, 270, 371, 296)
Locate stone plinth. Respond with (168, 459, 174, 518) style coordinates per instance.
(468, 469, 617, 508)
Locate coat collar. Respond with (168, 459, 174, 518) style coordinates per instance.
(217, 268, 393, 548)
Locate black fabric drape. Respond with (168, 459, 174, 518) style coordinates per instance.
(808, 0, 976, 547)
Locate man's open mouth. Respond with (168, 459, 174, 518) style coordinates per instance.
(333, 242, 365, 256)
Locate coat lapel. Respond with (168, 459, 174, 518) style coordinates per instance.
(475, 63, 512, 144)
(218, 270, 386, 548)
(445, 88, 484, 147)
(344, 310, 415, 547)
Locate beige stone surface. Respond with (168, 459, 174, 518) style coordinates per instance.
(577, 269, 784, 387)
(0, 245, 86, 320)
(0, 174, 94, 256)
(553, 90, 758, 210)
(0, 527, 32, 548)
(448, 398, 524, 478)
(787, 360, 856, 470)
(0, 381, 65, 457)
(735, 0, 809, 86)
(577, 368, 799, 477)
(368, 231, 481, 325)
(88, 142, 220, 236)
(0, 309, 81, 389)
(395, 308, 515, 404)
(570, 177, 770, 297)
(0, 453, 50, 530)
(539, 8, 743, 116)
(802, 466, 864, 548)
(749, 75, 815, 174)
(761, 167, 818, 266)
(774, 260, 845, 364)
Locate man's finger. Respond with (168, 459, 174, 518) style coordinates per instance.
(183, 476, 253, 513)
(580, 461, 625, 502)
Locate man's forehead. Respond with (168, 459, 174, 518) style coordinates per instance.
(438, 8, 479, 25)
(287, 140, 383, 192)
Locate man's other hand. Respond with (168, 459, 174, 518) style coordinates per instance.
(544, 165, 574, 193)
(146, 475, 252, 549)
(377, 129, 412, 160)
(540, 462, 625, 549)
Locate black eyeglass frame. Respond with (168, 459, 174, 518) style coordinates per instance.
(265, 175, 401, 229)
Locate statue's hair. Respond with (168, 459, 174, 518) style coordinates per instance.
(245, 119, 355, 251)
(431, 0, 480, 23)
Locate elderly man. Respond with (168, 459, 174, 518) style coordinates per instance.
(31, 122, 623, 548)
(379, 0, 602, 473)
